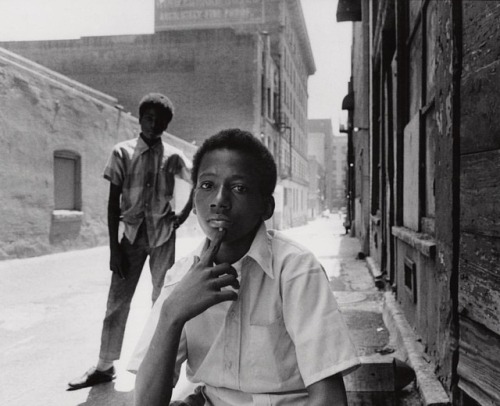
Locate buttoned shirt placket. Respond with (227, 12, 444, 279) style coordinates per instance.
(143, 145, 158, 248)
(222, 263, 244, 390)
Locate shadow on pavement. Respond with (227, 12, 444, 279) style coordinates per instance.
(76, 383, 134, 406)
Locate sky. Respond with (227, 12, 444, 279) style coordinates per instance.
(0, 0, 352, 133)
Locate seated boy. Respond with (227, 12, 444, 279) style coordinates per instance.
(128, 129, 360, 406)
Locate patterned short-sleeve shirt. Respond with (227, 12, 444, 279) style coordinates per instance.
(103, 135, 191, 247)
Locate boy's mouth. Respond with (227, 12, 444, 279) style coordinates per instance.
(208, 218, 232, 229)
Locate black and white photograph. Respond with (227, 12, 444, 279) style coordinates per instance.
(0, 1, 498, 405)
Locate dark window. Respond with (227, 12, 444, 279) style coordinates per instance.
(404, 257, 417, 303)
(54, 150, 81, 210)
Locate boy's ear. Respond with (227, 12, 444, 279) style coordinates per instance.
(261, 196, 275, 221)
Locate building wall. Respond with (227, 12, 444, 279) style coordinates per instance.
(346, 0, 454, 392)
(307, 157, 324, 219)
(307, 119, 336, 211)
(457, 1, 500, 404)
(1, 0, 315, 231)
(307, 132, 325, 167)
(351, 13, 370, 254)
(432, 0, 458, 391)
(0, 48, 197, 260)
(345, 0, 500, 402)
(278, 0, 313, 228)
(1, 30, 258, 146)
(331, 134, 347, 208)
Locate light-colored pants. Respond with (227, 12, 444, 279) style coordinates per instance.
(99, 223, 175, 362)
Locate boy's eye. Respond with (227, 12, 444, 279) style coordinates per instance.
(199, 181, 212, 190)
(232, 185, 248, 193)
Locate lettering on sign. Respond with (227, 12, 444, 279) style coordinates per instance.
(155, 0, 264, 30)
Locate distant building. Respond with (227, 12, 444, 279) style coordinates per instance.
(331, 134, 348, 209)
(307, 156, 325, 219)
(1, 0, 316, 229)
(307, 119, 346, 211)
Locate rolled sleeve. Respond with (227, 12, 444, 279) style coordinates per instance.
(103, 147, 125, 186)
(282, 253, 360, 387)
(174, 151, 192, 184)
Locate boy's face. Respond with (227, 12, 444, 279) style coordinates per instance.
(194, 148, 274, 248)
(140, 106, 168, 139)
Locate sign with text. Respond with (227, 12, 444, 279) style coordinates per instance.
(155, 0, 265, 31)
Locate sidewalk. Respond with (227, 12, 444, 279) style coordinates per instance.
(0, 216, 420, 405)
(283, 218, 421, 405)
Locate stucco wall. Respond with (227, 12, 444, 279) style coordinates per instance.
(0, 48, 198, 260)
(1, 29, 258, 146)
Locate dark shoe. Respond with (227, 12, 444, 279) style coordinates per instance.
(67, 366, 116, 390)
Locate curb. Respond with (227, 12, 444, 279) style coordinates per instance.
(365, 256, 383, 279)
(364, 256, 450, 405)
(382, 291, 451, 406)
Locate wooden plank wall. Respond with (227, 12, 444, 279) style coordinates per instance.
(433, 0, 458, 389)
(458, 1, 500, 404)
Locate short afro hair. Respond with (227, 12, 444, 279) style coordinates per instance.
(191, 129, 277, 198)
(139, 93, 174, 125)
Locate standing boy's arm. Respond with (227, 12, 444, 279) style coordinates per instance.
(134, 230, 238, 406)
(306, 373, 348, 406)
(108, 183, 125, 279)
(174, 188, 194, 229)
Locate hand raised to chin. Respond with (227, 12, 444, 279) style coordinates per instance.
(163, 229, 239, 324)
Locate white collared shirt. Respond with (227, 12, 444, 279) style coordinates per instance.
(128, 223, 360, 405)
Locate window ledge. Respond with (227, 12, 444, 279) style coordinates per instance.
(392, 226, 436, 258)
(52, 210, 83, 222)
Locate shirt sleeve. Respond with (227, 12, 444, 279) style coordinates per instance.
(103, 146, 125, 187)
(281, 252, 360, 387)
(168, 152, 192, 184)
(126, 282, 187, 387)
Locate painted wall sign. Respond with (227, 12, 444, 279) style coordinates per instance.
(155, 0, 265, 31)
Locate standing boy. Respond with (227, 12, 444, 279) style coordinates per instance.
(68, 93, 193, 390)
(129, 129, 360, 405)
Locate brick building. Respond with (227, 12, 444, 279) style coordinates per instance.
(338, 0, 500, 404)
(1, 0, 315, 229)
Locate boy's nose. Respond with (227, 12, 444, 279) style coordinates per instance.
(211, 186, 231, 210)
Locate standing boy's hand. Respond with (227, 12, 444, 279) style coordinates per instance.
(110, 245, 126, 280)
(163, 229, 239, 324)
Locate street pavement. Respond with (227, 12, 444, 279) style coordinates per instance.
(0, 215, 418, 406)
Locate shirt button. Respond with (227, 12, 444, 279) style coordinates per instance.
(144, 203, 149, 207)
(146, 183, 151, 187)
(226, 361, 233, 369)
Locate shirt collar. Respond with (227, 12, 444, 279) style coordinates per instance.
(194, 222, 274, 279)
(244, 222, 274, 279)
(137, 134, 163, 154)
